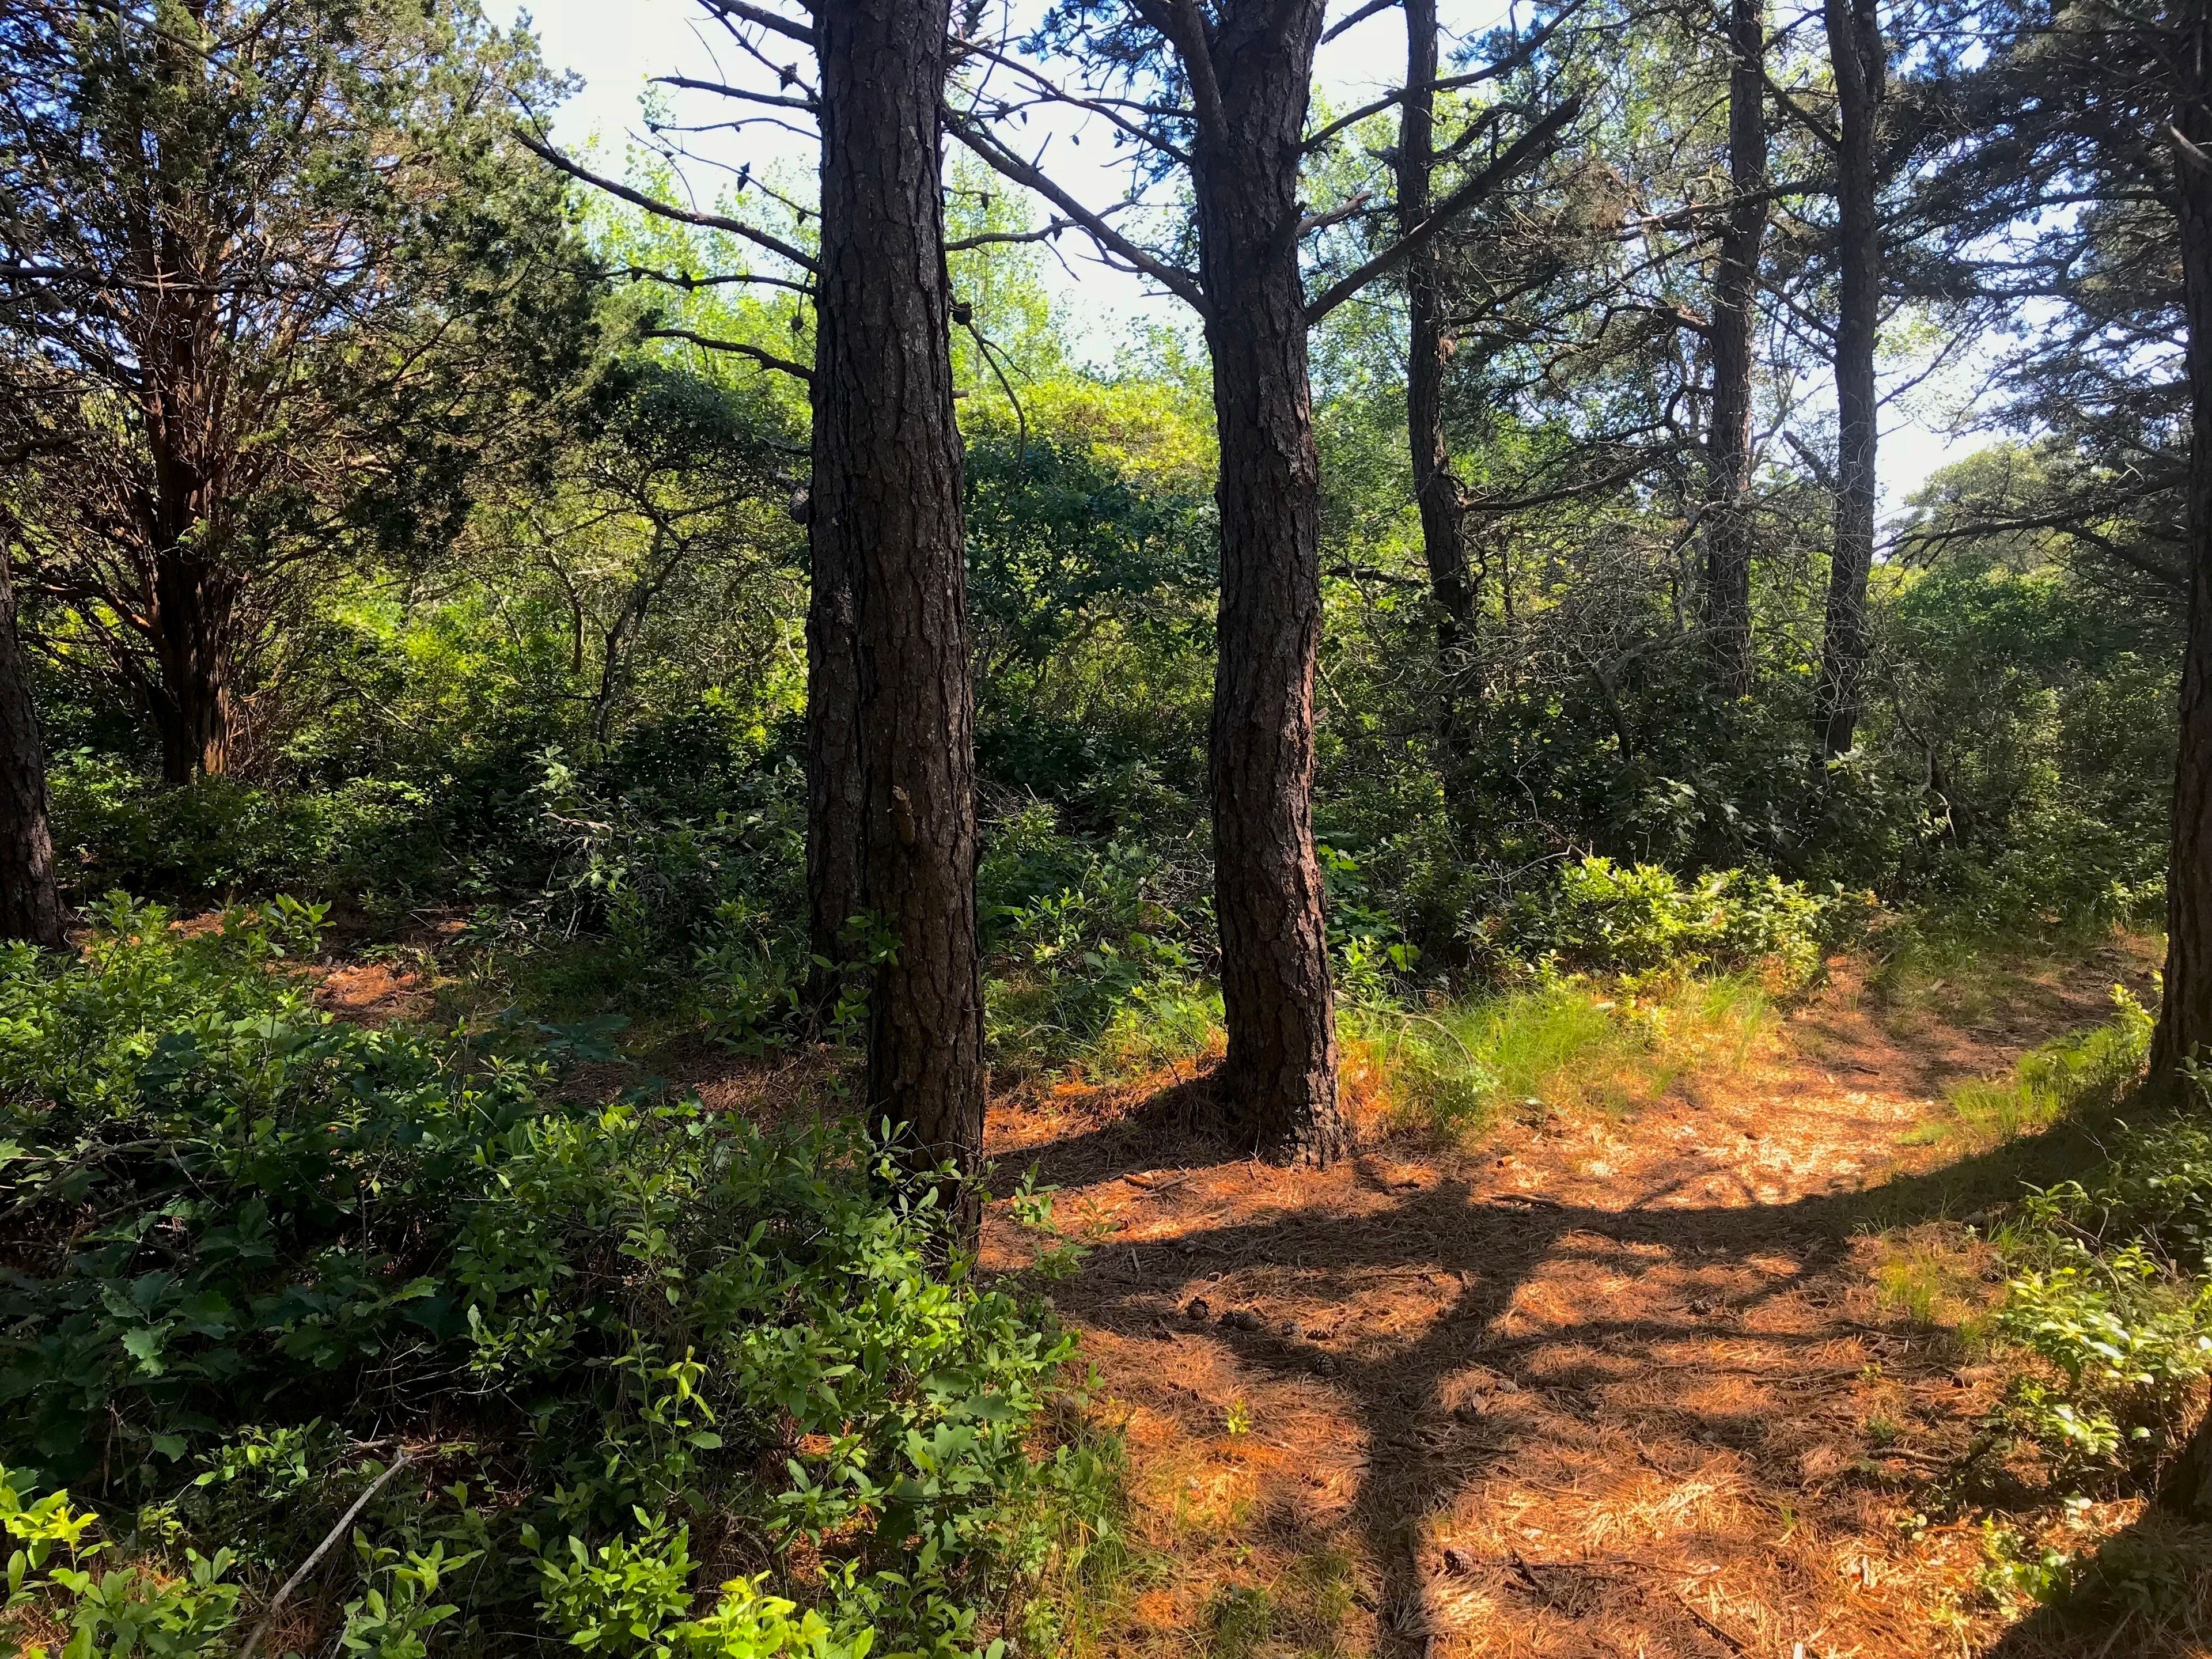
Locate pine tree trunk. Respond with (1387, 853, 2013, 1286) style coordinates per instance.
(1400, 0, 1476, 705)
(0, 556, 63, 948)
(1814, 0, 1883, 759)
(1188, 1, 1346, 1164)
(805, 491, 866, 1018)
(1703, 0, 1768, 699)
(814, 0, 984, 1182)
(2152, 14, 2212, 1096)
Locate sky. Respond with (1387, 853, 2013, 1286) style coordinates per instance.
(489, 1, 1980, 508)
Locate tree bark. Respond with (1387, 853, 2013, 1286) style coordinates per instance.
(805, 494, 866, 1018)
(1400, 0, 1476, 707)
(0, 555, 63, 948)
(1184, 1, 1347, 1164)
(2152, 13, 2212, 1094)
(1813, 0, 1883, 759)
(813, 0, 984, 1182)
(146, 547, 236, 785)
(1703, 0, 1768, 700)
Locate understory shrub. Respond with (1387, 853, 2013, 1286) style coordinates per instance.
(1968, 998, 2212, 1493)
(1478, 855, 1854, 986)
(0, 900, 1112, 1657)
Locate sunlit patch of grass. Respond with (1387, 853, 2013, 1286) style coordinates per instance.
(1869, 1225, 1998, 1345)
(1088, 982, 1225, 1077)
(1906, 988, 2153, 1155)
(1349, 972, 1782, 1143)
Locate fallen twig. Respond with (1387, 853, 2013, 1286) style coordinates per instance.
(238, 1450, 413, 1659)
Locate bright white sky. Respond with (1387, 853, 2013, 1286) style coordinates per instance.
(490, 0, 1976, 507)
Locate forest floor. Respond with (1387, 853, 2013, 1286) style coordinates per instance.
(969, 934, 2207, 1659)
(322, 926, 2207, 1654)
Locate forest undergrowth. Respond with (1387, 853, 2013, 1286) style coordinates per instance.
(11, 896, 2203, 1658)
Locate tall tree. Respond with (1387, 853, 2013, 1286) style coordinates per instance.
(2155, 5, 2212, 1092)
(1400, 0, 1477, 706)
(1812, 0, 1887, 757)
(953, 0, 1574, 1160)
(1702, 0, 1770, 697)
(0, 548, 62, 949)
(815, 0, 985, 1179)
(0, 0, 588, 782)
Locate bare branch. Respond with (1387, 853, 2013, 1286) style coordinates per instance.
(600, 264, 814, 296)
(1321, 0, 1398, 45)
(950, 36, 1192, 165)
(642, 328, 813, 381)
(1304, 3, 1582, 153)
(1764, 72, 1839, 151)
(1298, 188, 1373, 236)
(516, 132, 818, 274)
(653, 74, 816, 113)
(946, 217, 1078, 252)
(943, 112, 1209, 316)
(696, 0, 814, 49)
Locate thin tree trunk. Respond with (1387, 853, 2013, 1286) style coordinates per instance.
(1188, 1, 1346, 1164)
(2152, 15, 2212, 1099)
(1703, 0, 1768, 699)
(1400, 0, 1476, 707)
(814, 0, 984, 1183)
(1814, 0, 1883, 759)
(0, 555, 63, 948)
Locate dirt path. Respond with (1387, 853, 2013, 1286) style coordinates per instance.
(982, 941, 2162, 1658)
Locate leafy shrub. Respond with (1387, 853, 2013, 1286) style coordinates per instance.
(1480, 856, 1851, 985)
(48, 752, 437, 907)
(1996, 1243, 2212, 1484)
(1968, 1000, 2212, 1492)
(979, 804, 1203, 1068)
(0, 900, 1112, 1654)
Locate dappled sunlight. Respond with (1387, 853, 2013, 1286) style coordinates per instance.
(983, 949, 2182, 1656)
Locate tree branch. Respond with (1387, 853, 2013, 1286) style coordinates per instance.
(1305, 100, 1580, 325)
(517, 133, 819, 274)
(643, 328, 814, 381)
(653, 74, 816, 113)
(944, 113, 1209, 316)
(696, 0, 814, 49)
(1302, 3, 1583, 154)
(1321, 0, 1398, 44)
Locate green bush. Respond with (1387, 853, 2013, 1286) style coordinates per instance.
(0, 900, 1112, 1656)
(979, 804, 1202, 1068)
(1480, 856, 1850, 984)
(1969, 1003, 2212, 1493)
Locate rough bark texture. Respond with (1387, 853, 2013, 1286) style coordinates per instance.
(813, 0, 984, 1180)
(804, 490, 866, 1017)
(1399, 0, 1476, 699)
(1813, 0, 1883, 760)
(2153, 14, 2212, 1096)
(1185, 1, 1346, 1164)
(0, 556, 63, 947)
(1702, 0, 1768, 699)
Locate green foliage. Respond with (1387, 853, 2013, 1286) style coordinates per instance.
(979, 804, 1203, 1069)
(1482, 856, 1850, 985)
(1996, 1243, 2212, 1483)
(1962, 1001, 2212, 1493)
(3, 1461, 241, 1659)
(0, 901, 1114, 1655)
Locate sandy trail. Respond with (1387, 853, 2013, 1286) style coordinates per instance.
(981, 941, 2161, 1658)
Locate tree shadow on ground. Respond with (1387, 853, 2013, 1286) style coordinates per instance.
(1001, 1085, 2149, 1656)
